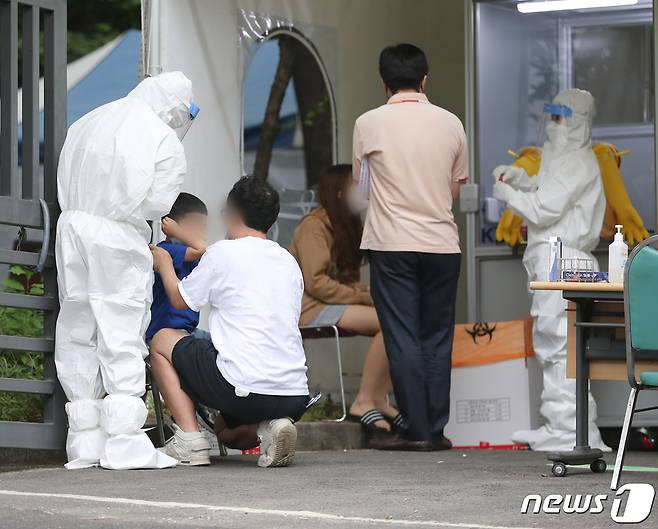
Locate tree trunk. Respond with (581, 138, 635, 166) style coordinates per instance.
(290, 39, 333, 189)
(252, 37, 296, 181)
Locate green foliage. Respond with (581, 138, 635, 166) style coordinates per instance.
(4, 266, 44, 296)
(0, 266, 45, 422)
(301, 95, 330, 127)
(0, 305, 43, 339)
(299, 395, 343, 422)
(0, 350, 44, 421)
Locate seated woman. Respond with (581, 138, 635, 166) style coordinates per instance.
(290, 164, 398, 431)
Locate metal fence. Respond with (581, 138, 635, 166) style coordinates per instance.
(0, 0, 67, 449)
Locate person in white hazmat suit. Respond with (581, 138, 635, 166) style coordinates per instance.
(55, 71, 198, 469)
(492, 88, 610, 452)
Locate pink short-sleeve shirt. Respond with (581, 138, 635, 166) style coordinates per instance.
(353, 92, 468, 253)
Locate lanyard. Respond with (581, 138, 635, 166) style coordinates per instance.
(389, 98, 428, 104)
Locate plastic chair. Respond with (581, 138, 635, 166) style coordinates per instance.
(300, 325, 354, 422)
(611, 234, 658, 490)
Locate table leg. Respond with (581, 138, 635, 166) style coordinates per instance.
(547, 298, 603, 473)
(575, 299, 589, 449)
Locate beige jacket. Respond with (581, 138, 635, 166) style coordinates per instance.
(289, 208, 373, 325)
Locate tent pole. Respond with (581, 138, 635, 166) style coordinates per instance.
(144, 0, 162, 76)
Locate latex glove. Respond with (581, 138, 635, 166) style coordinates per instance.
(495, 146, 541, 247)
(496, 208, 525, 246)
(617, 207, 649, 245)
(594, 143, 649, 245)
(493, 180, 514, 203)
(493, 165, 528, 189)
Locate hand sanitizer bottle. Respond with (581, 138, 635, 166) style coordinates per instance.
(608, 224, 628, 284)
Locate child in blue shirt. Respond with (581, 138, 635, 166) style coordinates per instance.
(146, 192, 209, 341)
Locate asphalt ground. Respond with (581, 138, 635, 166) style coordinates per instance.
(1, 449, 658, 528)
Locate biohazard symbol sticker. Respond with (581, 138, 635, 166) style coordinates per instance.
(465, 322, 497, 344)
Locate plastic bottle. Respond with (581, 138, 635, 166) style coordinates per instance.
(608, 224, 628, 284)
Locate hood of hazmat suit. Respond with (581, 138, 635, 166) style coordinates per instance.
(55, 71, 193, 469)
(493, 89, 609, 452)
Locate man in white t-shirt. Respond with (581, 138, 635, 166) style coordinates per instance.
(149, 176, 309, 468)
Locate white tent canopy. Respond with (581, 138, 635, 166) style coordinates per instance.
(141, 0, 464, 241)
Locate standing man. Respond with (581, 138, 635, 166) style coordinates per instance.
(353, 44, 467, 451)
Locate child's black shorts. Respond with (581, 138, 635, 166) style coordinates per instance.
(171, 335, 309, 429)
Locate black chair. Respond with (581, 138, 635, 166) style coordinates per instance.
(144, 355, 166, 447)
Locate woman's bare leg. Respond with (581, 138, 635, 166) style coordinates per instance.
(337, 305, 397, 429)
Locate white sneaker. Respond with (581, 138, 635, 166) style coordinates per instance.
(195, 406, 229, 457)
(159, 424, 211, 466)
(257, 418, 297, 468)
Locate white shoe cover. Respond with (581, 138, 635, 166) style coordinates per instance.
(99, 394, 176, 469)
(100, 394, 148, 435)
(65, 427, 108, 469)
(513, 422, 611, 452)
(64, 398, 107, 469)
(101, 432, 177, 470)
(66, 399, 102, 431)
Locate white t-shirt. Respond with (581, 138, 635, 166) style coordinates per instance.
(178, 236, 309, 397)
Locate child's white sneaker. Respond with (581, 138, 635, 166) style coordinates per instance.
(159, 423, 211, 466)
(257, 418, 297, 468)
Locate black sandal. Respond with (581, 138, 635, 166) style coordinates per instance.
(348, 409, 390, 431)
(384, 413, 405, 430)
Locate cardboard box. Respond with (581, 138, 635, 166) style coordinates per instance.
(444, 355, 542, 447)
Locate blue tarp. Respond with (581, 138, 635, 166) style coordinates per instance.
(18, 30, 141, 164)
(19, 29, 298, 163)
(66, 29, 141, 126)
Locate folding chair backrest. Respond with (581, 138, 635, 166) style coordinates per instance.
(627, 243, 658, 351)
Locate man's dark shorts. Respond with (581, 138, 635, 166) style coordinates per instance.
(171, 335, 308, 429)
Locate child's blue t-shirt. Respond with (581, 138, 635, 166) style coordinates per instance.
(146, 241, 200, 339)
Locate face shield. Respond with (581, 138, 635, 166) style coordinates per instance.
(538, 102, 573, 149)
(173, 102, 200, 141)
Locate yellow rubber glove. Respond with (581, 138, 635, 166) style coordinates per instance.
(496, 147, 541, 246)
(593, 143, 649, 245)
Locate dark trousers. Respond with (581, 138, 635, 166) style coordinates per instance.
(369, 251, 460, 442)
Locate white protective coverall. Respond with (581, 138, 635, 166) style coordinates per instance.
(493, 89, 610, 452)
(55, 72, 193, 469)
